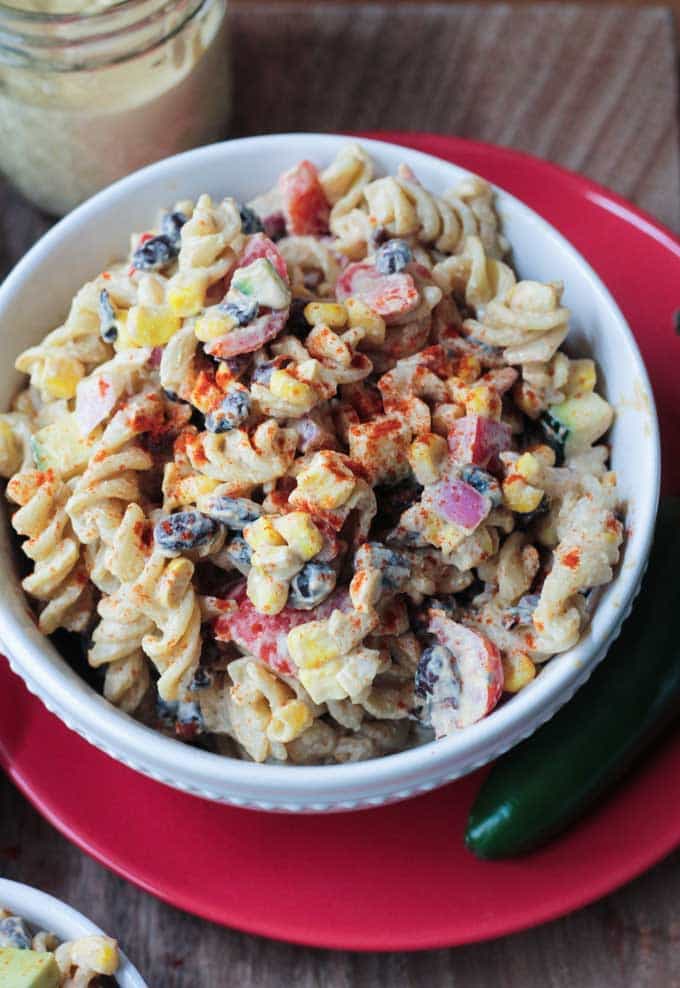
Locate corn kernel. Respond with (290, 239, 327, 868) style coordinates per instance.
(304, 301, 348, 328)
(127, 305, 181, 346)
(244, 515, 286, 550)
(515, 452, 542, 485)
(344, 297, 386, 346)
(502, 475, 544, 514)
(298, 660, 347, 703)
(292, 452, 355, 510)
(267, 699, 314, 742)
(408, 433, 448, 486)
(464, 384, 501, 420)
(42, 355, 82, 399)
(167, 273, 208, 316)
(513, 380, 542, 419)
(421, 512, 466, 554)
(71, 937, 119, 976)
(247, 569, 288, 615)
(502, 651, 536, 692)
(274, 511, 323, 561)
(287, 621, 340, 669)
(565, 358, 597, 397)
(455, 354, 482, 384)
(194, 311, 237, 342)
(268, 368, 316, 406)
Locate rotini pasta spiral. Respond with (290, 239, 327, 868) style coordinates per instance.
(320, 143, 374, 259)
(15, 281, 112, 401)
(432, 234, 516, 312)
(464, 279, 570, 365)
(278, 235, 340, 298)
(186, 419, 297, 487)
(88, 588, 152, 713)
(6, 470, 93, 634)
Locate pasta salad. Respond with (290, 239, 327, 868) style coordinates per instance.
(0, 144, 624, 764)
(0, 907, 119, 986)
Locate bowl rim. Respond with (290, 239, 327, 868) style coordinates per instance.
(0, 133, 661, 807)
(0, 878, 147, 986)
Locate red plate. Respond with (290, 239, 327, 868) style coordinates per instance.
(2, 133, 680, 951)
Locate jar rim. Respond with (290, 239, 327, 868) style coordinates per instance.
(0, 0, 149, 22)
(0, 0, 216, 68)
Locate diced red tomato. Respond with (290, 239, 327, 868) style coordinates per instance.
(205, 310, 288, 359)
(213, 584, 350, 675)
(335, 261, 420, 319)
(447, 415, 512, 472)
(279, 160, 330, 236)
(236, 233, 289, 282)
(428, 611, 503, 731)
(430, 478, 490, 531)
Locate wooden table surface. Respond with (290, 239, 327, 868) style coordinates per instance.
(1, 4, 679, 985)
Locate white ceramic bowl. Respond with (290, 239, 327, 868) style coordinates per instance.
(0, 878, 146, 986)
(0, 134, 660, 812)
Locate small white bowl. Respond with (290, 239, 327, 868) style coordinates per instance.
(0, 134, 660, 812)
(0, 878, 147, 987)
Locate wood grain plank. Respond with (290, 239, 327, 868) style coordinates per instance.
(0, 4, 679, 987)
(230, 3, 680, 230)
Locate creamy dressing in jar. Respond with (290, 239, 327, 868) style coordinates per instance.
(0, 0, 231, 215)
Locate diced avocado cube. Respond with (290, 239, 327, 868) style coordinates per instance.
(0, 947, 61, 988)
(31, 413, 101, 480)
(548, 392, 614, 457)
(231, 258, 291, 310)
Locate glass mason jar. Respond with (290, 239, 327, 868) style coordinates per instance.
(0, 0, 230, 215)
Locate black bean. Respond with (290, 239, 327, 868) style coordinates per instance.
(132, 234, 177, 271)
(202, 495, 261, 529)
(371, 225, 390, 247)
(354, 542, 411, 589)
(239, 203, 264, 234)
(161, 210, 187, 246)
(503, 593, 540, 629)
(375, 238, 413, 275)
(98, 288, 118, 343)
(262, 211, 286, 241)
(461, 465, 503, 507)
(220, 294, 259, 326)
(415, 644, 455, 699)
(410, 597, 456, 633)
(288, 561, 336, 610)
(154, 511, 219, 553)
(156, 696, 179, 727)
(0, 916, 32, 949)
(287, 297, 311, 338)
(162, 388, 187, 404)
(205, 386, 251, 433)
(222, 353, 252, 379)
(539, 411, 569, 466)
(251, 360, 278, 386)
(225, 535, 252, 571)
(190, 667, 213, 690)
